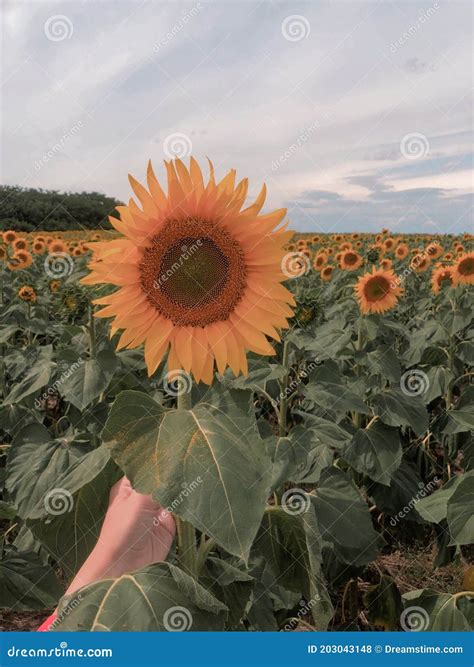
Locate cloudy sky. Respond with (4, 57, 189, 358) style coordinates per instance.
(2, 0, 473, 233)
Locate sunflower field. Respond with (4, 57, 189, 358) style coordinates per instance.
(0, 160, 473, 633)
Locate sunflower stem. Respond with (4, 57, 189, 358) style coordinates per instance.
(88, 303, 96, 358)
(176, 385, 197, 577)
(278, 339, 290, 437)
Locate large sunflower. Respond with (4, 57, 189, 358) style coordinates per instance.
(452, 252, 474, 285)
(355, 267, 403, 314)
(82, 158, 295, 383)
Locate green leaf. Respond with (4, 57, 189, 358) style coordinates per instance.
(370, 388, 429, 435)
(303, 381, 370, 416)
(313, 468, 380, 565)
(3, 346, 54, 404)
(0, 547, 62, 611)
(415, 475, 464, 524)
(364, 575, 403, 630)
(447, 473, 474, 546)
(0, 500, 17, 520)
(223, 360, 286, 391)
(6, 424, 91, 519)
(369, 460, 425, 523)
(423, 366, 455, 404)
(364, 346, 401, 383)
(402, 589, 471, 631)
(103, 390, 272, 561)
(28, 446, 120, 578)
(254, 504, 333, 629)
(203, 558, 254, 629)
(54, 562, 227, 631)
(61, 352, 116, 410)
(343, 421, 402, 486)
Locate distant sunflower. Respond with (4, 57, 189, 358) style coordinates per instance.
(7, 251, 33, 271)
(380, 258, 393, 271)
(383, 237, 395, 252)
(452, 252, 474, 285)
(49, 239, 67, 254)
(18, 285, 36, 302)
(83, 158, 295, 383)
(340, 251, 362, 271)
(0, 246, 6, 261)
(395, 243, 409, 260)
(431, 266, 454, 294)
(13, 237, 28, 251)
(426, 242, 443, 259)
(410, 255, 430, 272)
(313, 253, 327, 270)
(49, 279, 62, 293)
(3, 230, 17, 244)
(355, 267, 402, 314)
(320, 265, 334, 282)
(32, 240, 46, 254)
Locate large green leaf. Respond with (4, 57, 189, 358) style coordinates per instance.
(6, 424, 91, 519)
(0, 547, 62, 611)
(54, 562, 227, 631)
(343, 421, 402, 485)
(103, 390, 272, 560)
(254, 504, 333, 630)
(370, 388, 429, 435)
(61, 350, 117, 410)
(313, 468, 380, 565)
(28, 446, 121, 578)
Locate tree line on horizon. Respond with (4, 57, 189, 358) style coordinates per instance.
(0, 185, 122, 232)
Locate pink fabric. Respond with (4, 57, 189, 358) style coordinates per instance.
(37, 612, 57, 632)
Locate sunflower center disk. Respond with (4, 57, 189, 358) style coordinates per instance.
(161, 238, 229, 308)
(140, 218, 247, 327)
(364, 277, 389, 302)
